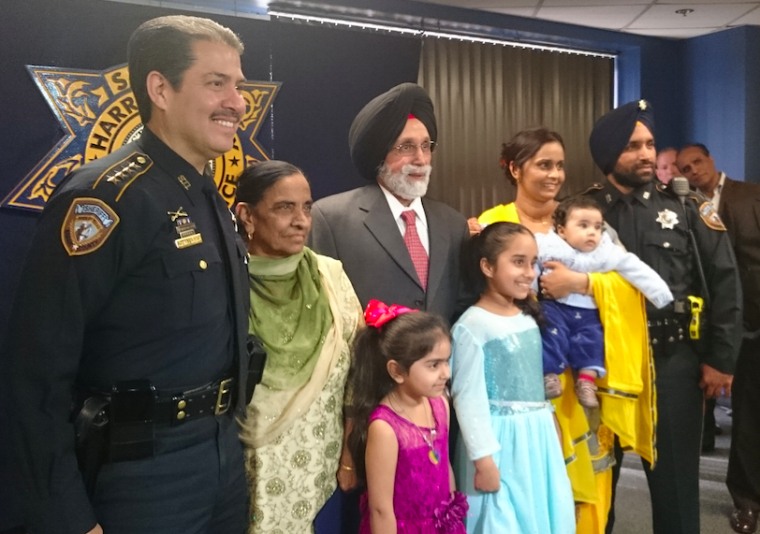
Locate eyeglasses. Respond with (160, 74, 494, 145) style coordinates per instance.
(392, 141, 437, 156)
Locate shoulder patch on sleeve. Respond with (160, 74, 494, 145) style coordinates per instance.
(92, 152, 153, 201)
(61, 197, 120, 256)
(698, 201, 726, 231)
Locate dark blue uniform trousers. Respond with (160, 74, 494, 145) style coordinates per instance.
(93, 413, 248, 533)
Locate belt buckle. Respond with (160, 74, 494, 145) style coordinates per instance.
(214, 378, 233, 415)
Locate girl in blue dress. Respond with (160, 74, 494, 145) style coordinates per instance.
(451, 221, 575, 534)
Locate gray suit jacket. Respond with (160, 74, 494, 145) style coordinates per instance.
(308, 183, 471, 322)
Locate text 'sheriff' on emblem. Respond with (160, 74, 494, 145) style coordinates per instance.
(656, 209, 679, 229)
(61, 197, 120, 256)
(170, 207, 203, 249)
(699, 201, 727, 231)
(2, 64, 281, 212)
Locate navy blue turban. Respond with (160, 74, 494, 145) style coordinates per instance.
(589, 99, 655, 175)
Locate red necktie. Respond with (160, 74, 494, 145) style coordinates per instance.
(401, 210, 429, 290)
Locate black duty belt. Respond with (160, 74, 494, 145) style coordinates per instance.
(647, 315, 688, 346)
(153, 377, 234, 425)
(672, 299, 691, 315)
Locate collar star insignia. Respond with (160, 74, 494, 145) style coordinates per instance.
(656, 209, 678, 229)
(3, 64, 281, 212)
(639, 99, 648, 110)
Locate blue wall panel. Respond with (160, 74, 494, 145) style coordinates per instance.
(682, 27, 752, 180)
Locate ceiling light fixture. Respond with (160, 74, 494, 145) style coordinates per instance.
(268, 8, 615, 58)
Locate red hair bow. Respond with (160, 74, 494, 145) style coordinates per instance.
(364, 299, 417, 328)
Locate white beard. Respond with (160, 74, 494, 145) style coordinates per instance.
(378, 163, 432, 200)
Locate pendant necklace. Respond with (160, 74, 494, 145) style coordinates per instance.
(389, 394, 440, 465)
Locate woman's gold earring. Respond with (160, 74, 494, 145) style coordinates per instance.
(247, 232, 253, 241)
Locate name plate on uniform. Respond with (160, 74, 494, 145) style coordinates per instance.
(175, 233, 203, 249)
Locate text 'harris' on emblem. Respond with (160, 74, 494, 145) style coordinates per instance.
(2, 64, 281, 212)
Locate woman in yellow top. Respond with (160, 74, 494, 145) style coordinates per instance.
(469, 128, 655, 534)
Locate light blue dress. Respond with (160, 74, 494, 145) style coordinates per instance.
(451, 306, 575, 534)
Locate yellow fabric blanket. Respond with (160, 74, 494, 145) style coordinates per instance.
(593, 271, 657, 466)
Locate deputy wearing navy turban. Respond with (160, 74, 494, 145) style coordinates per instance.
(589, 99, 655, 176)
(583, 100, 741, 534)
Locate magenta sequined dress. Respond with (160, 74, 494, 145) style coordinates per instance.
(359, 396, 468, 534)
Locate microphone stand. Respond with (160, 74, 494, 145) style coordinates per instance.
(671, 177, 712, 339)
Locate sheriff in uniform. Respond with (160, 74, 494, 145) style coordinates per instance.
(584, 100, 742, 534)
(6, 16, 250, 534)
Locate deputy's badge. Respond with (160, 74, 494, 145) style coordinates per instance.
(698, 201, 726, 231)
(656, 209, 679, 229)
(61, 198, 120, 256)
(169, 207, 203, 249)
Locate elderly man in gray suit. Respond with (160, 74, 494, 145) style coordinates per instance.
(309, 82, 470, 322)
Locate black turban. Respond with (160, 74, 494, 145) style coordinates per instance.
(589, 99, 655, 175)
(348, 82, 437, 181)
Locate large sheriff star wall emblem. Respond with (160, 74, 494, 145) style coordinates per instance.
(2, 64, 280, 212)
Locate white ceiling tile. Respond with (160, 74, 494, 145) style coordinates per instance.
(482, 7, 539, 17)
(731, 5, 760, 24)
(536, 5, 649, 30)
(626, 27, 711, 38)
(542, 0, 650, 6)
(629, 3, 757, 28)
(415, 0, 538, 7)
(655, 0, 742, 3)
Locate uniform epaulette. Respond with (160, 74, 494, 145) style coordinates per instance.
(580, 183, 604, 195)
(687, 189, 710, 204)
(658, 181, 702, 202)
(91, 152, 153, 202)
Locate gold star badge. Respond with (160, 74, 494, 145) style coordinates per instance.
(3, 64, 280, 212)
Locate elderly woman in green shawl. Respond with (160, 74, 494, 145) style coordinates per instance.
(234, 160, 363, 533)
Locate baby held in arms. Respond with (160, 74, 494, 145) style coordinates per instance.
(536, 196, 673, 408)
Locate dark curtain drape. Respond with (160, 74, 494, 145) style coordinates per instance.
(418, 38, 613, 218)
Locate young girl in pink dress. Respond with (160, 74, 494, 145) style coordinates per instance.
(347, 300, 467, 533)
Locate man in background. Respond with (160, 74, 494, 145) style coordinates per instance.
(678, 143, 760, 534)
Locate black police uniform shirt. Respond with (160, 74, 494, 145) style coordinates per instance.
(7, 128, 249, 532)
(585, 179, 742, 373)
